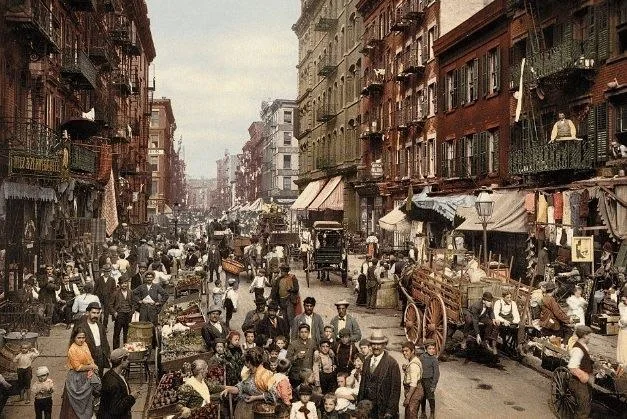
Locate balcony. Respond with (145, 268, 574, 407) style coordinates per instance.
(509, 140, 596, 175)
(395, 108, 409, 131)
(403, 48, 426, 76)
(5, 0, 61, 54)
(94, 100, 117, 128)
(111, 69, 132, 96)
(361, 68, 385, 95)
(390, 8, 411, 32)
(61, 50, 98, 90)
(409, 103, 427, 129)
(110, 18, 141, 56)
(360, 118, 383, 140)
(317, 53, 338, 77)
(530, 38, 597, 81)
(402, 0, 425, 21)
(0, 118, 63, 158)
(360, 25, 383, 53)
(62, 0, 96, 12)
(314, 16, 337, 31)
(316, 102, 336, 122)
(88, 43, 117, 71)
(110, 114, 132, 143)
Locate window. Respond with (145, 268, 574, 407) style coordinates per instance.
(149, 156, 158, 172)
(444, 141, 455, 178)
(464, 59, 478, 103)
(417, 37, 425, 65)
(619, 0, 627, 54)
(150, 111, 159, 127)
(405, 147, 411, 177)
(427, 82, 437, 116)
(488, 130, 500, 173)
(283, 132, 292, 146)
(284, 110, 293, 124)
(149, 134, 159, 148)
(487, 48, 501, 94)
(283, 154, 292, 169)
(445, 70, 456, 111)
(464, 135, 474, 177)
(427, 26, 437, 61)
(427, 138, 435, 177)
(283, 177, 292, 190)
(151, 180, 158, 195)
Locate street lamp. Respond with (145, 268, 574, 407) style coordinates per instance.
(474, 187, 494, 264)
(173, 202, 181, 239)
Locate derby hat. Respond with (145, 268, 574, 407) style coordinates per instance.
(334, 299, 350, 308)
(207, 304, 222, 315)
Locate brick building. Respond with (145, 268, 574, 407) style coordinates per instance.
(0, 0, 155, 290)
(187, 178, 217, 211)
(236, 122, 266, 204)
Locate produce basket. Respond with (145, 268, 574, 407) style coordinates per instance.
(159, 351, 213, 374)
(124, 342, 149, 362)
(222, 258, 245, 275)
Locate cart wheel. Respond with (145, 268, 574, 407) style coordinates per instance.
(550, 366, 578, 419)
(423, 295, 448, 357)
(404, 303, 423, 344)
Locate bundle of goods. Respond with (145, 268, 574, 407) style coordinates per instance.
(124, 342, 148, 361)
(162, 331, 205, 353)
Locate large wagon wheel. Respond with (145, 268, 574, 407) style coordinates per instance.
(404, 303, 423, 344)
(423, 294, 448, 357)
(550, 366, 578, 419)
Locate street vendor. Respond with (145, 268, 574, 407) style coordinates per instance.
(176, 359, 234, 418)
(270, 263, 300, 325)
(462, 292, 499, 354)
(161, 314, 190, 339)
(132, 271, 168, 325)
(538, 281, 573, 338)
(567, 326, 594, 419)
(201, 305, 229, 351)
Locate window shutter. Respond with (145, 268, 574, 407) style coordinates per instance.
(495, 48, 501, 92)
(479, 132, 488, 175)
(457, 139, 464, 178)
(438, 141, 445, 177)
(595, 3, 609, 61)
(434, 81, 438, 114)
(459, 65, 467, 105)
(452, 69, 459, 108)
(472, 58, 479, 101)
(479, 54, 487, 98)
(492, 130, 500, 174)
(422, 41, 428, 65)
(583, 8, 596, 59)
(596, 103, 608, 162)
(587, 105, 597, 161)
(471, 134, 479, 176)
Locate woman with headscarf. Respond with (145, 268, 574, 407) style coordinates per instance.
(221, 347, 274, 419)
(60, 326, 100, 419)
(176, 359, 232, 418)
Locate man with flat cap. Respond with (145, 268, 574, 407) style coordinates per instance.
(358, 330, 401, 419)
(291, 296, 324, 345)
(539, 280, 572, 338)
(98, 348, 137, 419)
(330, 300, 362, 343)
(130, 262, 148, 290)
(76, 301, 110, 373)
(201, 305, 229, 351)
(242, 296, 267, 333)
(94, 263, 116, 330)
(133, 270, 168, 325)
(270, 263, 300, 325)
(287, 322, 317, 388)
(110, 277, 134, 349)
(255, 301, 290, 348)
(462, 291, 499, 354)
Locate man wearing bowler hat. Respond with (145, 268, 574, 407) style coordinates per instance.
(358, 330, 401, 418)
(330, 300, 362, 343)
(94, 263, 116, 330)
(131, 262, 148, 290)
(255, 301, 290, 347)
(201, 305, 229, 351)
(539, 281, 572, 338)
(98, 348, 137, 419)
(462, 291, 499, 353)
(110, 277, 134, 349)
(76, 301, 110, 373)
(242, 296, 267, 333)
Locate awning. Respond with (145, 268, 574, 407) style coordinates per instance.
(239, 202, 251, 212)
(163, 204, 173, 214)
(455, 190, 528, 234)
(410, 186, 475, 222)
(247, 198, 264, 212)
(308, 176, 344, 211)
(291, 179, 327, 210)
(597, 185, 627, 241)
(276, 198, 296, 205)
(379, 206, 411, 232)
(227, 204, 241, 212)
(2, 181, 57, 202)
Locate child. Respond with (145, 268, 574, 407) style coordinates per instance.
(249, 268, 267, 300)
(334, 372, 356, 413)
(358, 339, 371, 357)
(322, 326, 336, 346)
(320, 393, 340, 418)
(31, 366, 53, 419)
(276, 335, 288, 360)
(270, 358, 293, 418)
(223, 278, 239, 328)
(353, 400, 373, 419)
(349, 354, 365, 391)
(419, 341, 440, 419)
(242, 329, 256, 352)
(212, 286, 224, 306)
(13, 343, 39, 402)
(290, 384, 318, 419)
(313, 339, 337, 394)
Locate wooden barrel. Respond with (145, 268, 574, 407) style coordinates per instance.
(376, 281, 399, 309)
(128, 322, 154, 347)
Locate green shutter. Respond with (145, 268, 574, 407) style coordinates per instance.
(596, 3, 609, 61)
(583, 8, 596, 58)
(479, 54, 487, 98)
(472, 58, 479, 101)
(457, 139, 465, 178)
(596, 103, 608, 162)
(453, 69, 459, 108)
(492, 130, 500, 174)
(438, 141, 445, 177)
(563, 22, 573, 61)
(472, 134, 479, 176)
(479, 132, 488, 175)
(434, 81, 438, 114)
(459, 65, 467, 105)
(495, 48, 501, 92)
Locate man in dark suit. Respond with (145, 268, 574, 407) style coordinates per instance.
(132, 271, 169, 324)
(130, 262, 148, 290)
(330, 300, 362, 343)
(255, 301, 290, 347)
(358, 330, 401, 419)
(206, 243, 222, 286)
(94, 263, 116, 329)
(291, 296, 324, 345)
(110, 277, 135, 349)
(98, 348, 137, 419)
(201, 305, 229, 351)
(77, 302, 110, 373)
(37, 265, 59, 319)
(462, 291, 499, 354)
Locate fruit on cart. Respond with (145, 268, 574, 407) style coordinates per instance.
(124, 342, 147, 352)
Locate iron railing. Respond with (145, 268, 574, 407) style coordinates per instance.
(5, 0, 61, 52)
(316, 102, 336, 122)
(61, 49, 99, 90)
(0, 118, 63, 157)
(318, 53, 338, 77)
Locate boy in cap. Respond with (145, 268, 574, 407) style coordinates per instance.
(335, 328, 359, 374)
(290, 384, 317, 419)
(31, 366, 53, 419)
(223, 278, 239, 329)
(13, 343, 39, 402)
(99, 348, 137, 419)
(287, 323, 317, 388)
(419, 340, 440, 419)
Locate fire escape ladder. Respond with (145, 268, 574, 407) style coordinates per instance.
(524, 0, 546, 57)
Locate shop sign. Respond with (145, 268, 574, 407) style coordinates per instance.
(370, 162, 383, 178)
(9, 152, 62, 176)
(148, 149, 164, 156)
(70, 145, 97, 173)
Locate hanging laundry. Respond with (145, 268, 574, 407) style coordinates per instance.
(579, 189, 590, 219)
(553, 191, 563, 220)
(525, 193, 536, 213)
(537, 194, 548, 223)
(563, 191, 572, 226)
(570, 191, 581, 233)
(555, 226, 564, 246)
(547, 206, 556, 242)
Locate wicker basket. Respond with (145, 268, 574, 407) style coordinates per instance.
(222, 259, 245, 275)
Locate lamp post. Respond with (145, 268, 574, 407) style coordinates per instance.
(475, 188, 494, 264)
(173, 202, 181, 239)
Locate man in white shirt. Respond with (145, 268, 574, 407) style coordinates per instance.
(291, 296, 324, 345)
(568, 326, 594, 419)
(77, 302, 111, 373)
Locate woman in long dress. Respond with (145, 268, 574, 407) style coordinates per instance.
(617, 288, 627, 367)
(59, 326, 100, 419)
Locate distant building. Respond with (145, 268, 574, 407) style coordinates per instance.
(188, 178, 217, 210)
(236, 122, 266, 203)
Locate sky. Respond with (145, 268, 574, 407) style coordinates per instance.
(148, 1, 300, 179)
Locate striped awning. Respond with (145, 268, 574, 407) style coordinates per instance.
(308, 176, 344, 211)
(291, 179, 327, 211)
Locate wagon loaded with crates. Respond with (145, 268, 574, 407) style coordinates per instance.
(400, 249, 531, 357)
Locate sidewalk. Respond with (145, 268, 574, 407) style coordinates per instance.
(2, 324, 151, 419)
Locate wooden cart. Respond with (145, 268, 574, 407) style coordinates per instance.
(400, 250, 532, 357)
